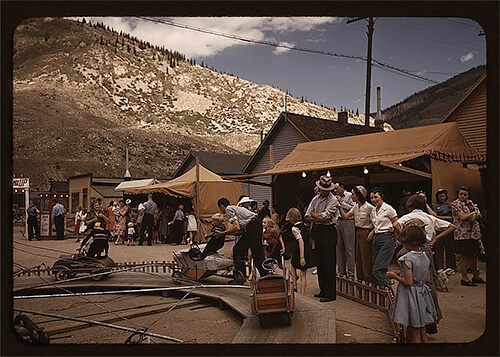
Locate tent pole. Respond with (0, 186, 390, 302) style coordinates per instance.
(195, 156, 201, 245)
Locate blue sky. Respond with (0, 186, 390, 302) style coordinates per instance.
(81, 16, 486, 113)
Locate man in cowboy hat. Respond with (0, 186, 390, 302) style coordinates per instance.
(216, 197, 268, 281)
(304, 175, 340, 302)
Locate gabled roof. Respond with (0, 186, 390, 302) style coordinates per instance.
(172, 151, 251, 178)
(263, 122, 483, 176)
(243, 111, 383, 173)
(439, 73, 487, 123)
(285, 112, 382, 141)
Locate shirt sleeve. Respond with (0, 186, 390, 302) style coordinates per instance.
(432, 216, 451, 232)
(304, 198, 315, 218)
(451, 200, 462, 216)
(347, 206, 355, 216)
(320, 195, 339, 220)
(291, 226, 302, 241)
(386, 205, 397, 220)
(225, 206, 237, 224)
(397, 215, 408, 227)
(341, 193, 355, 211)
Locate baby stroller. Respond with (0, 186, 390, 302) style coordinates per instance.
(51, 247, 116, 281)
(171, 233, 245, 284)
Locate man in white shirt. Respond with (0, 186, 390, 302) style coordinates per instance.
(334, 181, 356, 278)
(215, 197, 267, 281)
(305, 175, 339, 302)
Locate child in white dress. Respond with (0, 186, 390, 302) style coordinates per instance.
(387, 225, 437, 343)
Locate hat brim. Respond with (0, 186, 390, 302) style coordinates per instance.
(315, 180, 335, 191)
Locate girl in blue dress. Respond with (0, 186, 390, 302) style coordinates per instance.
(387, 225, 437, 343)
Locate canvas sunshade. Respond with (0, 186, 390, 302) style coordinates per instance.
(126, 165, 243, 220)
(263, 122, 483, 175)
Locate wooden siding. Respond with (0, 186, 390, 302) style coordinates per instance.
(249, 121, 307, 208)
(451, 85, 487, 155)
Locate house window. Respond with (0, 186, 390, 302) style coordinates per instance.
(71, 193, 79, 213)
(82, 188, 88, 210)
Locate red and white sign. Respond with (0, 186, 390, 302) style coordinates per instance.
(13, 177, 30, 189)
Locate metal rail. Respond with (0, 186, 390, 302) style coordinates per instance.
(14, 284, 250, 299)
(14, 308, 184, 343)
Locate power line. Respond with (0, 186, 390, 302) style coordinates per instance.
(138, 17, 446, 87)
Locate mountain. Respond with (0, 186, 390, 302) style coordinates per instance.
(382, 65, 486, 129)
(13, 17, 377, 190)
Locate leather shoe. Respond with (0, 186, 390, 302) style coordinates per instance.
(472, 277, 486, 284)
(461, 279, 477, 286)
(320, 297, 335, 302)
(314, 293, 325, 298)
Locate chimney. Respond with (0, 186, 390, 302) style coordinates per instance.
(375, 86, 384, 129)
(337, 111, 348, 125)
(123, 147, 131, 181)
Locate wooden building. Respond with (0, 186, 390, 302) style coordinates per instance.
(241, 111, 383, 209)
(68, 174, 123, 213)
(439, 73, 487, 157)
(172, 151, 251, 179)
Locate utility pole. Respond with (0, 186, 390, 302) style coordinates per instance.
(347, 17, 375, 127)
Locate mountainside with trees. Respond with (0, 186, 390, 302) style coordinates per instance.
(382, 65, 486, 129)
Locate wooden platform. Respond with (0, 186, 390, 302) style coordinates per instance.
(13, 273, 336, 344)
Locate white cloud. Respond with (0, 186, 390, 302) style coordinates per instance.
(460, 52, 474, 63)
(273, 42, 294, 55)
(79, 16, 338, 58)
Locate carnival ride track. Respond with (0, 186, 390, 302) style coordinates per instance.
(12, 241, 402, 344)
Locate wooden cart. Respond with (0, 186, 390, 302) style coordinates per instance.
(250, 257, 295, 327)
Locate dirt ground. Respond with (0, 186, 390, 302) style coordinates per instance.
(11, 228, 486, 345)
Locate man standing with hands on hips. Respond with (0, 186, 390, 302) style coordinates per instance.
(333, 181, 356, 278)
(305, 175, 339, 302)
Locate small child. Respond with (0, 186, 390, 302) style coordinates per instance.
(200, 213, 226, 259)
(283, 208, 316, 295)
(387, 225, 438, 343)
(126, 222, 135, 246)
(262, 217, 285, 264)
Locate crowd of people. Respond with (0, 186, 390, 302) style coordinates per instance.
(204, 176, 486, 344)
(24, 178, 486, 343)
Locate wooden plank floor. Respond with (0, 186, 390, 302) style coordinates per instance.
(14, 273, 336, 343)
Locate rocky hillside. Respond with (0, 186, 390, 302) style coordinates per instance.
(383, 65, 486, 129)
(13, 17, 379, 190)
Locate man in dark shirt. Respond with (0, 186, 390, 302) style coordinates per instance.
(139, 194, 158, 246)
(397, 188, 412, 217)
(26, 201, 41, 241)
(258, 199, 271, 220)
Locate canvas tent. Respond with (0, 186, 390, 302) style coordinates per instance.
(114, 178, 160, 191)
(126, 165, 243, 239)
(262, 122, 485, 205)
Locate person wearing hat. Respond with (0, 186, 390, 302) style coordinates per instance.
(80, 221, 110, 258)
(51, 198, 67, 240)
(237, 196, 253, 210)
(337, 185, 374, 283)
(26, 201, 41, 241)
(333, 181, 356, 279)
(430, 189, 456, 272)
(216, 197, 268, 281)
(304, 175, 340, 302)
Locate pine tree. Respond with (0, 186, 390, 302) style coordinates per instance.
(82, 17, 86, 24)
(44, 31, 49, 41)
(356, 108, 359, 116)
